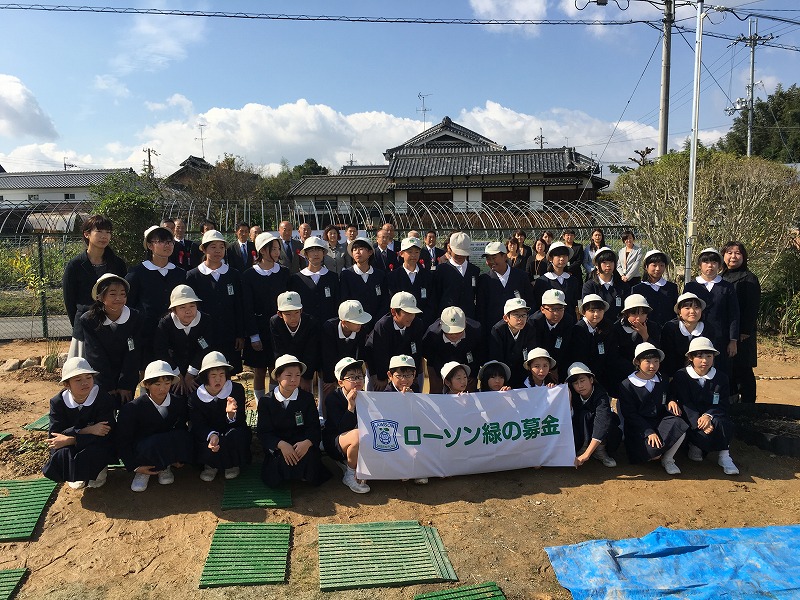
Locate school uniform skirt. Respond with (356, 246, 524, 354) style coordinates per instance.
(43, 440, 117, 483)
(197, 425, 252, 470)
(686, 416, 734, 453)
(260, 446, 331, 488)
(624, 415, 688, 464)
(572, 409, 622, 453)
(243, 315, 273, 370)
(131, 430, 194, 471)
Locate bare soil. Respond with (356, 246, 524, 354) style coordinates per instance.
(0, 338, 798, 600)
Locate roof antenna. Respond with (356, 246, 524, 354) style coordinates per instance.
(417, 93, 432, 131)
(63, 157, 76, 171)
(195, 123, 207, 159)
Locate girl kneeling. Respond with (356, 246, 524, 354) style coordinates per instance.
(566, 362, 621, 468)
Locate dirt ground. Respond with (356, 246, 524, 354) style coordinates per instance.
(0, 338, 798, 600)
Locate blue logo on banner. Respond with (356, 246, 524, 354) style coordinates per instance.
(371, 419, 399, 452)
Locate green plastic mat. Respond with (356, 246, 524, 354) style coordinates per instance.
(0, 568, 27, 600)
(22, 415, 49, 431)
(318, 521, 458, 591)
(414, 581, 506, 599)
(0, 433, 11, 443)
(221, 464, 291, 510)
(199, 522, 291, 589)
(0, 479, 59, 541)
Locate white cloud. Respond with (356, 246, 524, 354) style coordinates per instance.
(0, 75, 58, 140)
(469, 0, 548, 35)
(93, 74, 130, 98)
(145, 93, 194, 116)
(0, 143, 98, 172)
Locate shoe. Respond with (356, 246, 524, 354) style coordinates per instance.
(200, 465, 218, 482)
(414, 478, 429, 485)
(687, 444, 704, 462)
(88, 467, 108, 488)
(592, 445, 617, 468)
(224, 467, 240, 480)
(158, 466, 175, 485)
(131, 473, 150, 492)
(342, 469, 370, 494)
(718, 454, 740, 475)
(661, 457, 681, 475)
(67, 480, 86, 489)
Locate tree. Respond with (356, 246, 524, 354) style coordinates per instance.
(615, 148, 800, 282)
(608, 146, 656, 174)
(91, 171, 162, 264)
(716, 83, 800, 163)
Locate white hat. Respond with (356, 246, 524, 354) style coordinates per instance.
(622, 294, 651, 313)
(503, 297, 530, 316)
(334, 357, 365, 381)
(566, 361, 594, 381)
(477, 360, 511, 382)
(302, 236, 326, 253)
(277, 291, 303, 312)
(440, 306, 466, 334)
(60, 356, 98, 382)
(91, 273, 129, 300)
(198, 351, 232, 376)
(633, 342, 665, 364)
(440, 361, 470, 380)
(482, 241, 507, 256)
(338, 300, 372, 325)
(448, 232, 472, 256)
(643, 249, 670, 265)
(593, 246, 616, 264)
(350, 236, 373, 250)
(271, 354, 307, 379)
(390, 291, 422, 314)
(547, 241, 574, 260)
(400, 237, 423, 251)
(686, 336, 719, 356)
(389, 354, 416, 370)
(579, 294, 609, 314)
(142, 360, 178, 383)
(524, 348, 556, 370)
(143, 225, 172, 249)
(541, 289, 568, 306)
(169, 284, 202, 308)
(674, 292, 707, 314)
(200, 229, 226, 250)
(697, 247, 723, 263)
(255, 231, 279, 253)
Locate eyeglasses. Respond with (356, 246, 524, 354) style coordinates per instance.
(507, 312, 528, 320)
(343, 375, 365, 382)
(392, 373, 416, 380)
(542, 306, 565, 313)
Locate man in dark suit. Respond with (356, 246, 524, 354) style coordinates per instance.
(277, 220, 303, 273)
(372, 228, 400, 271)
(226, 221, 257, 271)
(169, 218, 198, 269)
(187, 219, 215, 267)
(421, 230, 446, 270)
(476, 241, 533, 336)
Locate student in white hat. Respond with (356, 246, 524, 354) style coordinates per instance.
(669, 337, 738, 475)
(477, 360, 512, 392)
(75, 273, 143, 407)
(268, 291, 320, 393)
(256, 354, 330, 488)
(386, 355, 420, 393)
(614, 294, 662, 382)
(659, 292, 712, 378)
(321, 300, 372, 398)
(440, 361, 470, 394)
(289, 236, 340, 324)
(582, 246, 628, 322)
(116, 360, 194, 492)
(523, 348, 558, 388)
(388, 236, 438, 328)
(185, 229, 245, 375)
(421, 306, 483, 394)
(43, 357, 116, 490)
(528, 288, 575, 382)
(476, 241, 533, 335)
(339, 236, 390, 333)
(617, 343, 688, 476)
(488, 297, 538, 388)
(531, 240, 581, 318)
(188, 351, 251, 482)
(568, 294, 620, 396)
(241, 232, 291, 400)
(434, 231, 481, 320)
(631, 250, 679, 328)
(364, 292, 425, 391)
(322, 357, 370, 493)
(153, 284, 216, 397)
(566, 362, 621, 468)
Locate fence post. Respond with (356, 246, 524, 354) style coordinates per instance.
(37, 234, 48, 338)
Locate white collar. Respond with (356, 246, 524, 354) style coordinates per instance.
(647, 277, 667, 289)
(393, 321, 406, 333)
(338, 321, 357, 340)
(171, 311, 201, 332)
(198, 262, 229, 276)
(353, 263, 373, 276)
(494, 266, 510, 286)
(196, 380, 233, 403)
(546, 320, 558, 331)
(627, 372, 661, 387)
(544, 271, 570, 282)
(622, 324, 635, 334)
(253, 262, 281, 276)
(509, 326, 521, 340)
(285, 317, 302, 336)
(403, 264, 419, 276)
(300, 266, 329, 277)
(442, 332, 463, 346)
(275, 386, 299, 407)
(449, 258, 467, 274)
(678, 321, 704, 337)
(102, 305, 130, 326)
(582, 317, 596, 334)
(149, 393, 171, 409)
(62, 384, 99, 409)
(686, 366, 717, 381)
(696, 275, 722, 285)
(143, 260, 176, 275)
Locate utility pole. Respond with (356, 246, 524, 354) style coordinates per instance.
(142, 147, 159, 178)
(534, 128, 547, 149)
(657, 0, 673, 157)
(686, 1, 706, 284)
(417, 93, 432, 131)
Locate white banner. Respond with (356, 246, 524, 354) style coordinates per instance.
(356, 386, 575, 480)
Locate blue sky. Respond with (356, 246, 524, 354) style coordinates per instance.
(1, 0, 798, 179)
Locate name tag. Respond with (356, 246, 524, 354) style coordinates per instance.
(294, 411, 304, 426)
(410, 342, 417, 354)
(420, 288, 427, 299)
(662, 392, 668, 405)
(227, 284, 234, 296)
(430, 265, 436, 271)
(597, 342, 605, 355)
(522, 348, 528, 362)
(324, 287, 331, 298)
(616, 297, 622, 307)
(466, 352, 474, 363)
(127, 337, 135, 351)
(198, 337, 209, 349)
(513, 290, 521, 298)
(555, 337, 562, 349)
(471, 276, 476, 288)
(375, 285, 382, 296)
(713, 393, 720, 405)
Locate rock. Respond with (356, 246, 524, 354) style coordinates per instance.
(2, 359, 22, 371)
(57, 353, 68, 368)
(21, 357, 41, 368)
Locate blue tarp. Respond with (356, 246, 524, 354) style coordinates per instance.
(545, 524, 800, 599)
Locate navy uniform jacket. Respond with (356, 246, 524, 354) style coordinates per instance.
(153, 311, 217, 375)
(240, 265, 291, 339)
(77, 307, 143, 393)
(670, 367, 731, 426)
(269, 314, 320, 380)
(476, 268, 533, 333)
(339, 267, 390, 329)
(48, 387, 116, 449)
(582, 277, 630, 322)
(226, 240, 257, 272)
(435, 261, 480, 320)
(323, 388, 358, 445)
(568, 318, 620, 394)
(257, 388, 321, 451)
(723, 267, 760, 367)
(169, 238, 198, 269)
(63, 248, 127, 326)
(421, 317, 483, 379)
(659, 320, 717, 378)
(527, 311, 575, 381)
(683, 279, 740, 349)
(532, 274, 581, 318)
(364, 313, 425, 378)
(618, 376, 670, 438)
(289, 270, 339, 324)
(631, 280, 679, 332)
(614, 320, 662, 364)
(188, 381, 248, 444)
(387, 266, 438, 329)
(372, 246, 400, 272)
(185, 265, 245, 342)
(116, 393, 190, 471)
(569, 383, 614, 442)
(488, 321, 539, 389)
(321, 318, 369, 384)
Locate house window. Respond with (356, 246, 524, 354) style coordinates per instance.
(28, 194, 39, 201)
(64, 193, 76, 200)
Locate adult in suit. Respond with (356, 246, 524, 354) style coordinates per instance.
(381, 222, 398, 252)
(277, 220, 303, 274)
(188, 219, 215, 268)
(372, 229, 400, 271)
(226, 221, 257, 272)
(421, 230, 446, 270)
